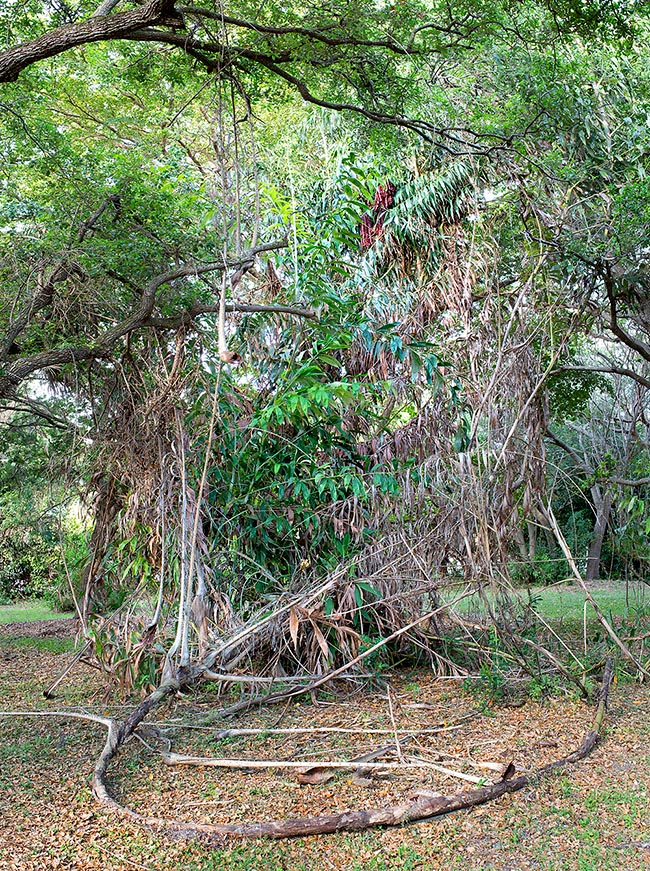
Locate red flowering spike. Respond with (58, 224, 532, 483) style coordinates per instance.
(360, 213, 374, 249)
(373, 180, 396, 211)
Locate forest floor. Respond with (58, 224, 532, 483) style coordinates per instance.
(0, 610, 649, 871)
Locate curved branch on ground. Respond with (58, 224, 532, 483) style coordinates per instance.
(85, 659, 614, 842)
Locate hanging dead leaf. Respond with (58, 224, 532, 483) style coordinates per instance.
(289, 608, 300, 649)
(310, 621, 330, 660)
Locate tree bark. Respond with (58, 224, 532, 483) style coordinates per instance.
(585, 487, 612, 583)
(0, 1, 178, 83)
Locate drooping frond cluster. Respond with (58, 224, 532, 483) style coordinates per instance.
(387, 162, 473, 238)
(358, 161, 474, 304)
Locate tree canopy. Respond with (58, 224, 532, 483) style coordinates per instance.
(0, 0, 649, 689)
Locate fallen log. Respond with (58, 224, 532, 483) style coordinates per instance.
(87, 658, 613, 844)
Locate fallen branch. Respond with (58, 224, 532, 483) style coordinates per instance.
(150, 712, 478, 736)
(160, 720, 485, 785)
(160, 753, 483, 781)
(298, 727, 419, 783)
(298, 731, 418, 784)
(83, 659, 613, 843)
(3, 660, 613, 843)
(0, 709, 112, 728)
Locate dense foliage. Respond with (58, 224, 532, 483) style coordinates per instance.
(0, 0, 648, 688)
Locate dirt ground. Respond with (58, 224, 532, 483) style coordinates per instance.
(0, 625, 648, 871)
(0, 617, 76, 639)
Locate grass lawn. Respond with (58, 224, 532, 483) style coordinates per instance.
(527, 583, 648, 622)
(0, 600, 73, 624)
(452, 581, 649, 626)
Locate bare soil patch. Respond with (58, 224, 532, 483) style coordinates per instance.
(0, 617, 76, 639)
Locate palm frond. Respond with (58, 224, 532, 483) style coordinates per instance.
(362, 162, 473, 282)
(388, 162, 472, 233)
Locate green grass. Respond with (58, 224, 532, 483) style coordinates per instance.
(527, 584, 648, 622)
(450, 582, 648, 625)
(4, 635, 76, 653)
(4, 587, 646, 629)
(0, 600, 73, 624)
(0, 733, 55, 765)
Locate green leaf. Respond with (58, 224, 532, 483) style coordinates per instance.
(355, 581, 381, 599)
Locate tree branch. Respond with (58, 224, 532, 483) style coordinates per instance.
(0, 263, 85, 363)
(602, 264, 650, 362)
(2, 241, 287, 395)
(0, 7, 489, 151)
(91, 0, 124, 17)
(179, 6, 414, 54)
(0, 397, 73, 429)
(552, 365, 650, 390)
(607, 476, 650, 487)
(124, 28, 448, 143)
(545, 428, 591, 474)
(77, 195, 121, 241)
(0, 0, 180, 83)
(146, 301, 317, 330)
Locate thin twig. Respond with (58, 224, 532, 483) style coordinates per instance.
(387, 687, 404, 764)
(149, 714, 478, 737)
(546, 506, 649, 679)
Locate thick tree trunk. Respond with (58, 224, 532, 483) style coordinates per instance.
(585, 487, 612, 582)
